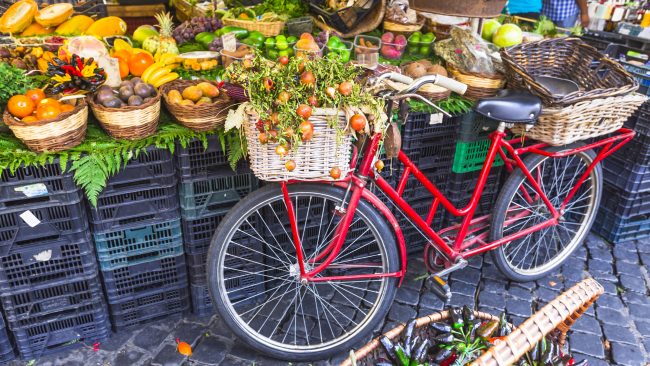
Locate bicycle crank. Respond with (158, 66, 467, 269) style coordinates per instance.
(427, 258, 468, 302)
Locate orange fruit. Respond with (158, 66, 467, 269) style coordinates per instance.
(7, 95, 35, 119)
(36, 104, 62, 121)
(112, 49, 132, 63)
(128, 52, 154, 77)
(176, 341, 192, 356)
(21, 115, 38, 123)
(25, 89, 45, 104)
(118, 59, 129, 79)
(60, 103, 75, 112)
(39, 98, 61, 109)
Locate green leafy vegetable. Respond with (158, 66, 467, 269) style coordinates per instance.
(0, 63, 36, 111)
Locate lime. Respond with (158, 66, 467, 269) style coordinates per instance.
(264, 37, 276, 49)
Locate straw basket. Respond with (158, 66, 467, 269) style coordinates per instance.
(448, 65, 505, 101)
(3, 97, 88, 153)
(160, 80, 232, 132)
(89, 91, 161, 140)
(383, 20, 423, 34)
(342, 278, 603, 366)
(511, 93, 647, 146)
(222, 18, 285, 37)
(244, 108, 352, 181)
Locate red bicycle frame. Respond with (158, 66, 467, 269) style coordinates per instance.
(280, 124, 635, 284)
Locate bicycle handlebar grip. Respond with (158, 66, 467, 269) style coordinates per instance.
(435, 75, 468, 96)
(388, 73, 414, 85)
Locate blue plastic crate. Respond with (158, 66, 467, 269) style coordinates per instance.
(109, 285, 190, 330)
(0, 316, 14, 363)
(603, 155, 650, 194)
(93, 219, 184, 270)
(600, 183, 650, 219)
(181, 210, 229, 255)
(189, 283, 214, 316)
(594, 204, 650, 244)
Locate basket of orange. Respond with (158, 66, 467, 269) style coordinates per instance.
(3, 89, 88, 153)
(160, 80, 232, 132)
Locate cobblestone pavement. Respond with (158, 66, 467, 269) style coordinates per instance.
(7, 234, 650, 366)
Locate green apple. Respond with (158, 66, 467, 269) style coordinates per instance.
(481, 19, 501, 42)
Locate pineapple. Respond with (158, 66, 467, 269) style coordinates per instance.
(145, 12, 178, 57)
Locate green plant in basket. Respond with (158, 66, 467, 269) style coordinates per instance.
(224, 52, 385, 169)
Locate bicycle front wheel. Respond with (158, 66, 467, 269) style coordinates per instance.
(207, 183, 399, 361)
(490, 143, 602, 282)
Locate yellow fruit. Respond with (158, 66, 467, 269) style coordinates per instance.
(141, 63, 161, 84)
(152, 72, 178, 88)
(0, 0, 38, 34)
(37, 58, 49, 72)
(113, 39, 133, 53)
(21, 23, 53, 36)
(85, 16, 127, 37)
(182, 86, 203, 102)
(147, 66, 172, 84)
(180, 99, 194, 106)
(197, 82, 219, 98)
(196, 97, 213, 105)
(55, 15, 94, 36)
(167, 90, 182, 104)
(35, 3, 73, 27)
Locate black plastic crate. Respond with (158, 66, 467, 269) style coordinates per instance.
(457, 111, 500, 142)
(181, 210, 229, 255)
(400, 110, 459, 142)
(594, 204, 650, 244)
(10, 304, 110, 360)
(104, 147, 175, 190)
(0, 199, 88, 255)
(401, 138, 456, 172)
(444, 169, 502, 225)
(603, 155, 650, 193)
(186, 236, 264, 285)
(0, 236, 97, 293)
(610, 132, 650, 166)
(190, 283, 213, 316)
(393, 199, 446, 253)
(1, 275, 104, 323)
(101, 254, 188, 303)
(89, 183, 180, 233)
(179, 171, 259, 220)
(175, 135, 247, 181)
(623, 100, 650, 137)
(109, 285, 189, 330)
(308, 0, 375, 33)
(0, 0, 107, 17)
(186, 251, 209, 283)
(0, 316, 14, 363)
(600, 183, 650, 219)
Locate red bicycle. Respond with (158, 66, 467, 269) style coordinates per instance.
(206, 74, 635, 360)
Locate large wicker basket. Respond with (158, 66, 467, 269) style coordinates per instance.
(409, 0, 506, 18)
(89, 91, 161, 140)
(3, 97, 88, 153)
(342, 278, 604, 366)
(244, 107, 352, 181)
(448, 65, 506, 101)
(501, 37, 638, 107)
(222, 18, 285, 37)
(511, 93, 647, 146)
(160, 80, 232, 132)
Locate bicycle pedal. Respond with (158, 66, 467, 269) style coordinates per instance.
(428, 275, 451, 302)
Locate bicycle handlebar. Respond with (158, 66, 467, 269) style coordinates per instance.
(377, 72, 468, 96)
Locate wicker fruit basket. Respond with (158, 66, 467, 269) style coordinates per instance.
(160, 80, 232, 132)
(3, 97, 88, 153)
(222, 18, 285, 37)
(448, 65, 505, 101)
(244, 107, 352, 181)
(511, 93, 647, 146)
(89, 90, 161, 141)
(342, 278, 603, 366)
(501, 37, 638, 107)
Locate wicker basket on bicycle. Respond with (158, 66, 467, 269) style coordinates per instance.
(244, 107, 353, 181)
(501, 37, 645, 145)
(341, 278, 603, 366)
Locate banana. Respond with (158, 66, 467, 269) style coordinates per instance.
(147, 66, 173, 84)
(152, 72, 179, 88)
(141, 63, 162, 84)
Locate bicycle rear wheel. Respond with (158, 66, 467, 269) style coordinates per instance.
(490, 143, 602, 282)
(207, 183, 399, 361)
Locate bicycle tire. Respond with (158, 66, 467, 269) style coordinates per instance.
(489, 143, 602, 282)
(207, 183, 399, 361)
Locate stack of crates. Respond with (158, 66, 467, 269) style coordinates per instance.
(594, 101, 650, 242)
(0, 160, 109, 360)
(175, 135, 259, 316)
(88, 147, 189, 330)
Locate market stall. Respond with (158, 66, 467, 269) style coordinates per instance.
(0, 0, 648, 364)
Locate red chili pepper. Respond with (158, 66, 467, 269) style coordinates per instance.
(440, 352, 457, 366)
(487, 336, 508, 345)
(567, 357, 576, 365)
(217, 81, 225, 89)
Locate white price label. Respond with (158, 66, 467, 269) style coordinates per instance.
(14, 183, 48, 198)
(19, 210, 41, 228)
(429, 113, 443, 125)
(222, 33, 237, 52)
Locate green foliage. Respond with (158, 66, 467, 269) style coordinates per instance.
(0, 63, 36, 110)
(408, 95, 474, 115)
(218, 127, 247, 170)
(0, 111, 210, 206)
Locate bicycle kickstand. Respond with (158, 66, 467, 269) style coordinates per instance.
(427, 258, 468, 302)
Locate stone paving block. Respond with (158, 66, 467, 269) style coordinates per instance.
(419, 292, 445, 310)
(589, 248, 614, 262)
(615, 261, 644, 277)
(151, 344, 187, 366)
(595, 307, 627, 325)
(536, 276, 564, 290)
(619, 274, 648, 294)
(637, 239, 650, 254)
(602, 324, 637, 345)
(570, 314, 602, 335)
(478, 290, 505, 309)
(467, 255, 483, 269)
(208, 317, 234, 339)
(388, 302, 417, 323)
(506, 285, 533, 300)
(535, 286, 560, 304)
(505, 298, 532, 317)
(511, 281, 535, 290)
(183, 313, 214, 327)
(450, 267, 481, 285)
(114, 349, 146, 365)
(481, 280, 508, 294)
(610, 342, 648, 366)
(571, 353, 610, 366)
(481, 264, 504, 280)
(395, 286, 420, 306)
(569, 332, 605, 358)
(448, 293, 474, 308)
(588, 258, 613, 273)
(595, 294, 625, 310)
(627, 302, 650, 321)
(222, 355, 255, 366)
(635, 320, 650, 337)
(229, 341, 258, 361)
(189, 335, 229, 365)
(133, 325, 173, 352)
(98, 329, 135, 352)
(381, 321, 400, 334)
(171, 321, 205, 347)
(450, 280, 477, 298)
(613, 247, 639, 263)
(590, 270, 618, 283)
(622, 292, 650, 306)
(598, 280, 619, 296)
(255, 355, 293, 366)
(401, 275, 424, 291)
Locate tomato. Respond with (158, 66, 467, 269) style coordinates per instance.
(283, 127, 294, 139)
(308, 95, 319, 107)
(296, 104, 312, 119)
(256, 119, 265, 132)
(275, 145, 288, 156)
(338, 81, 353, 96)
(268, 129, 278, 140)
(330, 166, 341, 179)
(21, 115, 38, 123)
(128, 52, 154, 77)
(299, 120, 314, 141)
(60, 103, 75, 113)
(39, 98, 61, 109)
(285, 160, 296, 171)
(276, 91, 290, 104)
(118, 59, 129, 79)
(300, 33, 315, 41)
(36, 104, 61, 121)
(374, 160, 385, 172)
(350, 114, 366, 132)
(270, 112, 280, 125)
(300, 70, 315, 86)
(278, 56, 289, 65)
(258, 132, 269, 144)
(325, 86, 336, 99)
(25, 89, 45, 104)
(263, 77, 274, 91)
(7, 95, 35, 119)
